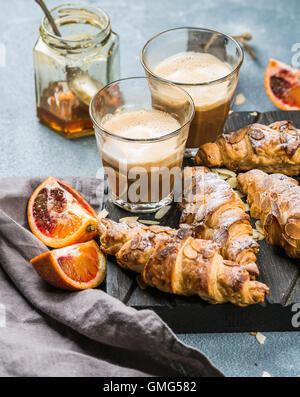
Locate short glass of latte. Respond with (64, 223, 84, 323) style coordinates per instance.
(90, 77, 194, 213)
(141, 27, 244, 157)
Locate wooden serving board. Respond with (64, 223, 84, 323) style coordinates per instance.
(105, 110, 300, 333)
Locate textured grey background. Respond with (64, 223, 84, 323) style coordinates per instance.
(0, 0, 300, 377)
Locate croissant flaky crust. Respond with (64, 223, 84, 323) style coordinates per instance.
(195, 121, 300, 176)
(237, 169, 300, 258)
(98, 218, 269, 306)
(179, 167, 259, 268)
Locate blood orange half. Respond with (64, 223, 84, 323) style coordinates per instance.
(30, 240, 106, 290)
(28, 177, 98, 248)
(264, 58, 300, 110)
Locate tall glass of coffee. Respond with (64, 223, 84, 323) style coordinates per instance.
(90, 77, 194, 213)
(141, 27, 244, 156)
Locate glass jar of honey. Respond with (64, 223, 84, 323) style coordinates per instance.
(33, 3, 120, 138)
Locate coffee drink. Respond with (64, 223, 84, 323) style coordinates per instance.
(100, 108, 186, 204)
(154, 52, 233, 148)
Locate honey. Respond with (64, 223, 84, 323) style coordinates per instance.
(33, 3, 119, 138)
(37, 82, 92, 138)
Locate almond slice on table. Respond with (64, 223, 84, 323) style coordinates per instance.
(213, 168, 237, 178)
(262, 371, 271, 377)
(119, 216, 139, 222)
(256, 332, 266, 344)
(154, 205, 171, 220)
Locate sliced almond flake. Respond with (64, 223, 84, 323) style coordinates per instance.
(184, 244, 198, 259)
(98, 208, 109, 220)
(262, 371, 271, 377)
(256, 332, 266, 344)
(229, 109, 234, 115)
(139, 220, 160, 225)
(214, 168, 237, 178)
(119, 216, 139, 222)
(255, 220, 264, 235)
(136, 275, 148, 290)
(154, 205, 171, 220)
(227, 176, 238, 189)
(250, 111, 258, 116)
(253, 229, 265, 241)
(235, 93, 246, 106)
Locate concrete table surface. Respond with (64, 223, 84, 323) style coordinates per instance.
(0, 0, 299, 377)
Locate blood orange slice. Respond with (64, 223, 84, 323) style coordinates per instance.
(264, 59, 300, 110)
(28, 177, 98, 248)
(30, 240, 106, 290)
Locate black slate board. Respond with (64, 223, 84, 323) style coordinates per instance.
(105, 110, 300, 333)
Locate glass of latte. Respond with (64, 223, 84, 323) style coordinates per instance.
(141, 27, 244, 156)
(90, 77, 194, 212)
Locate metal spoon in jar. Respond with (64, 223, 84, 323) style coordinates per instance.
(34, 0, 103, 106)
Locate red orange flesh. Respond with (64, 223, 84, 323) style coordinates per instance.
(28, 177, 98, 248)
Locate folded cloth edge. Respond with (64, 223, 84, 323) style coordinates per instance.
(0, 177, 224, 377)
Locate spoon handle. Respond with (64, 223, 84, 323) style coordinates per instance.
(34, 0, 61, 37)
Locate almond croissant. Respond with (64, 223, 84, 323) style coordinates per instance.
(237, 169, 300, 258)
(195, 121, 300, 176)
(179, 167, 259, 268)
(98, 218, 269, 306)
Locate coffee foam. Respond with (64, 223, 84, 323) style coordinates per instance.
(154, 52, 232, 109)
(102, 108, 180, 140)
(101, 108, 182, 165)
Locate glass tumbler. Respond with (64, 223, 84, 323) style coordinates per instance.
(90, 77, 195, 213)
(141, 27, 244, 156)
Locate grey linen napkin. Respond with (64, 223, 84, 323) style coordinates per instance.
(0, 177, 223, 377)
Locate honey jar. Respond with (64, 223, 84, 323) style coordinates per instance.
(33, 3, 120, 138)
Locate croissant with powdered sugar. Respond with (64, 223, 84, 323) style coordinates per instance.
(179, 167, 259, 270)
(237, 169, 300, 258)
(195, 121, 300, 176)
(98, 218, 269, 306)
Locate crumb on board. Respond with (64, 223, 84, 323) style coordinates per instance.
(155, 205, 171, 220)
